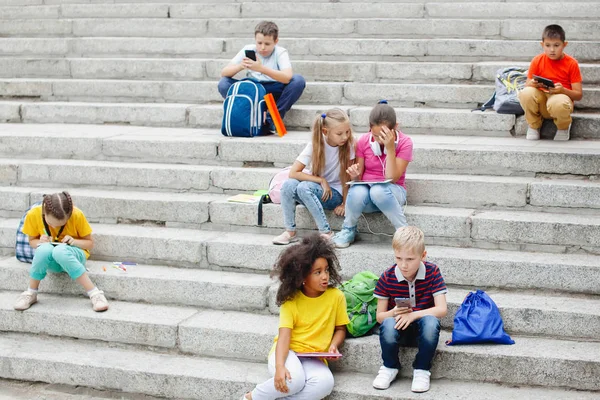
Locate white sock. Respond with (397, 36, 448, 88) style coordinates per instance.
(27, 287, 38, 294)
(87, 287, 100, 297)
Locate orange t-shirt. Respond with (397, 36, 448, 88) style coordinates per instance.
(527, 53, 582, 90)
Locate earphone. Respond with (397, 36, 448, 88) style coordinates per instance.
(369, 132, 399, 156)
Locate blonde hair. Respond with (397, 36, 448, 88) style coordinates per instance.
(392, 226, 425, 255)
(311, 109, 354, 185)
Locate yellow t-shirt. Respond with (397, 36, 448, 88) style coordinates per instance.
(22, 205, 93, 259)
(272, 287, 350, 354)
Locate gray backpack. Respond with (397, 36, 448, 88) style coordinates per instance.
(477, 67, 528, 115)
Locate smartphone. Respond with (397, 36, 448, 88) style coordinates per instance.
(244, 49, 257, 61)
(50, 242, 66, 246)
(532, 75, 555, 88)
(395, 297, 411, 308)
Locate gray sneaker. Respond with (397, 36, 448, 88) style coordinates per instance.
(526, 127, 540, 140)
(554, 124, 571, 141)
(333, 227, 357, 248)
(14, 291, 37, 311)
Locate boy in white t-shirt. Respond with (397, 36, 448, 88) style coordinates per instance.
(218, 21, 306, 133)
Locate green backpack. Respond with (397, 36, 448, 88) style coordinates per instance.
(340, 271, 380, 337)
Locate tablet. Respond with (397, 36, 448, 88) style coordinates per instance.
(296, 352, 343, 358)
(346, 179, 392, 185)
(532, 75, 555, 88)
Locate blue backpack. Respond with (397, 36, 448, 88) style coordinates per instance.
(221, 79, 267, 137)
(446, 289, 515, 345)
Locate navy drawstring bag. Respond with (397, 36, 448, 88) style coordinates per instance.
(446, 289, 515, 345)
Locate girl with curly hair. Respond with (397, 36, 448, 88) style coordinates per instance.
(241, 234, 349, 400)
(13, 191, 109, 312)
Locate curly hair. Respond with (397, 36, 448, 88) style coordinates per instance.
(271, 234, 343, 306)
(42, 191, 73, 221)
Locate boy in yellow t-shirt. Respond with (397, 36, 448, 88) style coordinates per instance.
(240, 235, 349, 400)
(14, 191, 109, 312)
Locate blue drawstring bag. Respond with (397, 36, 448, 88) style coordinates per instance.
(446, 289, 515, 345)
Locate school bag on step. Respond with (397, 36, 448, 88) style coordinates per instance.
(15, 201, 42, 263)
(221, 78, 267, 137)
(477, 67, 527, 115)
(340, 271, 379, 337)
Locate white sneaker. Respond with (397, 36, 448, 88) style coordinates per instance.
(14, 291, 37, 311)
(526, 127, 540, 140)
(554, 124, 571, 141)
(411, 369, 431, 393)
(372, 366, 399, 390)
(272, 231, 298, 245)
(90, 290, 109, 312)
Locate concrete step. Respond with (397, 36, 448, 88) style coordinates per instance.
(2, 78, 599, 110)
(1, 213, 599, 294)
(208, 199, 600, 253)
(1, 16, 599, 40)
(0, 256, 272, 310)
(1, 286, 598, 355)
(2, 3, 598, 20)
(2, 58, 600, 85)
(0, 333, 597, 400)
(4, 100, 600, 139)
(0, 290, 198, 348)
(7, 164, 600, 210)
(0, 124, 598, 177)
(1, 37, 598, 62)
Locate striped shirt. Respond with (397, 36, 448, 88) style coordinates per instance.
(373, 261, 447, 311)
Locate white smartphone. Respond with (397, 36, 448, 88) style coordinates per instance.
(395, 297, 411, 308)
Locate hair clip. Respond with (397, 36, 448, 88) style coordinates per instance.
(378, 100, 388, 104)
(321, 113, 326, 119)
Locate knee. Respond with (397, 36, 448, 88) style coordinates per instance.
(217, 78, 232, 97)
(519, 86, 538, 103)
(281, 179, 300, 197)
(315, 370, 335, 397)
(347, 186, 368, 207)
(287, 370, 307, 394)
(288, 74, 306, 90)
(51, 245, 70, 262)
(369, 184, 392, 205)
(33, 243, 53, 259)
(296, 180, 317, 196)
(380, 317, 399, 343)
(547, 96, 573, 115)
(419, 316, 441, 340)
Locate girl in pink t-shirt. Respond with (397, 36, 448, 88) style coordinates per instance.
(333, 102, 413, 248)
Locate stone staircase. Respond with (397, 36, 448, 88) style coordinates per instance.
(0, 0, 599, 398)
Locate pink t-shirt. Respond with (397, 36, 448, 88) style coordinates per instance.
(356, 131, 413, 188)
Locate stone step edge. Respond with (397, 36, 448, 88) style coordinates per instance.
(0, 332, 597, 400)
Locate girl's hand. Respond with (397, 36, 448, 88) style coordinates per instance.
(39, 235, 51, 244)
(320, 178, 332, 202)
(380, 126, 396, 152)
(394, 311, 417, 330)
(61, 235, 76, 245)
(274, 365, 291, 393)
(334, 204, 345, 216)
(346, 164, 361, 180)
(548, 82, 564, 94)
(325, 344, 341, 361)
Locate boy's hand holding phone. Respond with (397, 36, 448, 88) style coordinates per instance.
(242, 50, 262, 71)
(548, 82, 565, 94)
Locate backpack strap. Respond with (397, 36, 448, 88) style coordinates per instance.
(256, 194, 271, 226)
(42, 213, 65, 242)
(473, 92, 495, 112)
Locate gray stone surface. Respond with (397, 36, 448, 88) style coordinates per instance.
(209, 200, 473, 239)
(0, 257, 271, 310)
(61, 3, 169, 18)
(0, 102, 20, 123)
(471, 210, 600, 247)
(0, 291, 197, 347)
(530, 179, 600, 209)
(70, 58, 207, 80)
(240, 2, 425, 18)
(426, 2, 600, 19)
(0, 19, 72, 36)
(0, 58, 70, 78)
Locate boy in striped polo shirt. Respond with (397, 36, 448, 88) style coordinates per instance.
(371, 226, 448, 393)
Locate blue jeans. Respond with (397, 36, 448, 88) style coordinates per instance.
(379, 316, 441, 371)
(342, 183, 407, 230)
(281, 179, 342, 233)
(217, 74, 306, 119)
(30, 243, 87, 281)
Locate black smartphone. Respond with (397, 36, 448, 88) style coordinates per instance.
(244, 49, 257, 61)
(533, 75, 555, 88)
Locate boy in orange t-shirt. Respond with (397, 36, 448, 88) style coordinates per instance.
(518, 24, 583, 141)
